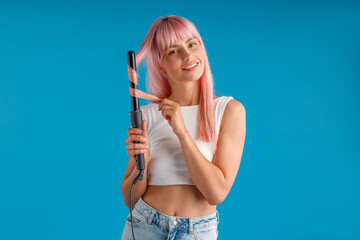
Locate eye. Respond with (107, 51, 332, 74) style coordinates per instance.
(169, 42, 197, 55)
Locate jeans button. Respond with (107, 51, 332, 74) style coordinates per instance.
(172, 220, 177, 226)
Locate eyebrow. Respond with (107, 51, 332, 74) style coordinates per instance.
(170, 38, 195, 48)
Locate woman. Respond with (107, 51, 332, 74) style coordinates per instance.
(121, 15, 246, 240)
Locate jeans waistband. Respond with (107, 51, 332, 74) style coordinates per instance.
(134, 197, 219, 232)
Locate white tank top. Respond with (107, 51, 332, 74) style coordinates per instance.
(139, 96, 234, 185)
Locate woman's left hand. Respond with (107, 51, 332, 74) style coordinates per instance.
(158, 98, 188, 137)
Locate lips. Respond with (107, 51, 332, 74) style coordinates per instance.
(182, 62, 198, 70)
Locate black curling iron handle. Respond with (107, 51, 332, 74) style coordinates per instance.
(129, 110, 145, 172)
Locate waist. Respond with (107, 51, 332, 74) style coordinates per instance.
(142, 185, 217, 218)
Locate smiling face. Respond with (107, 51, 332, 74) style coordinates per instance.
(160, 37, 205, 83)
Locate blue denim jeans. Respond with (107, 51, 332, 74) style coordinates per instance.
(121, 197, 219, 240)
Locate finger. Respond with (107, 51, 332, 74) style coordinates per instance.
(129, 143, 145, 150)
(132, 128, 142, 134)
(162, 114, 171, 121)
(132, 134, 146, 143)
(161, 98, 177, 106)
(161, 110, 172, 120)
(142, 119, 148, 137)
(158, 99, 172, 110)
(126, 142, 145, 149)
(128, 128, 141, 135)
(130, 149, 147, 155)
(160, 106, 176, 112)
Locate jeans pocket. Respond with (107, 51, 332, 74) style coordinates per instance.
(126, 211, 147, 226)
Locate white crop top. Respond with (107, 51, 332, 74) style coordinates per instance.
(139, 96, 234, 186)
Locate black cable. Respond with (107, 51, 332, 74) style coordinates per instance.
(129, 171, 144, 240)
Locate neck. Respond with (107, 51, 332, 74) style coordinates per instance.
(167, 81, 201, 106)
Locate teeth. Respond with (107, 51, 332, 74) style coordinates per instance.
(184, 63, 197, 69)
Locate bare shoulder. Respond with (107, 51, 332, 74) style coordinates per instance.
(227, 99, 245, 112)
(220, 99, 246, 131)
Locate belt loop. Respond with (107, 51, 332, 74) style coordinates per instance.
(216, 211, 219, 223)
(147, 209, 156, 225)
(189, 217, 193, 232)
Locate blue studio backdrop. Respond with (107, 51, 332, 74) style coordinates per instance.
(0, 0, 359, 239)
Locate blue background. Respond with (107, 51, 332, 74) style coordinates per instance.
(1, 0, 359, 239)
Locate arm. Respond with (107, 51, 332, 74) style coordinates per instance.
(177, 100, 246, 205)
(121, 156, 149, 210)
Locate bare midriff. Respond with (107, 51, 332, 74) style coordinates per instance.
(142, 185, 217, 218)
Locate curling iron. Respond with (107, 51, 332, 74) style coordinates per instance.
(127, 50, 145, 240)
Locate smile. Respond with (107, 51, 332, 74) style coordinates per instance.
(182, 62, 199, 71)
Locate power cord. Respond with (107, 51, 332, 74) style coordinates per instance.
(129, 170, 144, 240)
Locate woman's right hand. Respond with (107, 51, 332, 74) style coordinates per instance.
(125, 119, 150, 166)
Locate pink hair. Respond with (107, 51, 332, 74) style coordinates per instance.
(132, 15, 219, 152)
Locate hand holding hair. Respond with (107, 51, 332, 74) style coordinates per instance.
(158, 98, 189, 138)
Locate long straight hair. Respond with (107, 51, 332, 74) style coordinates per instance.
(134, 15, 219, 152)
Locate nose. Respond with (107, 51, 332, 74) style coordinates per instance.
(182, 48, 194, 61)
